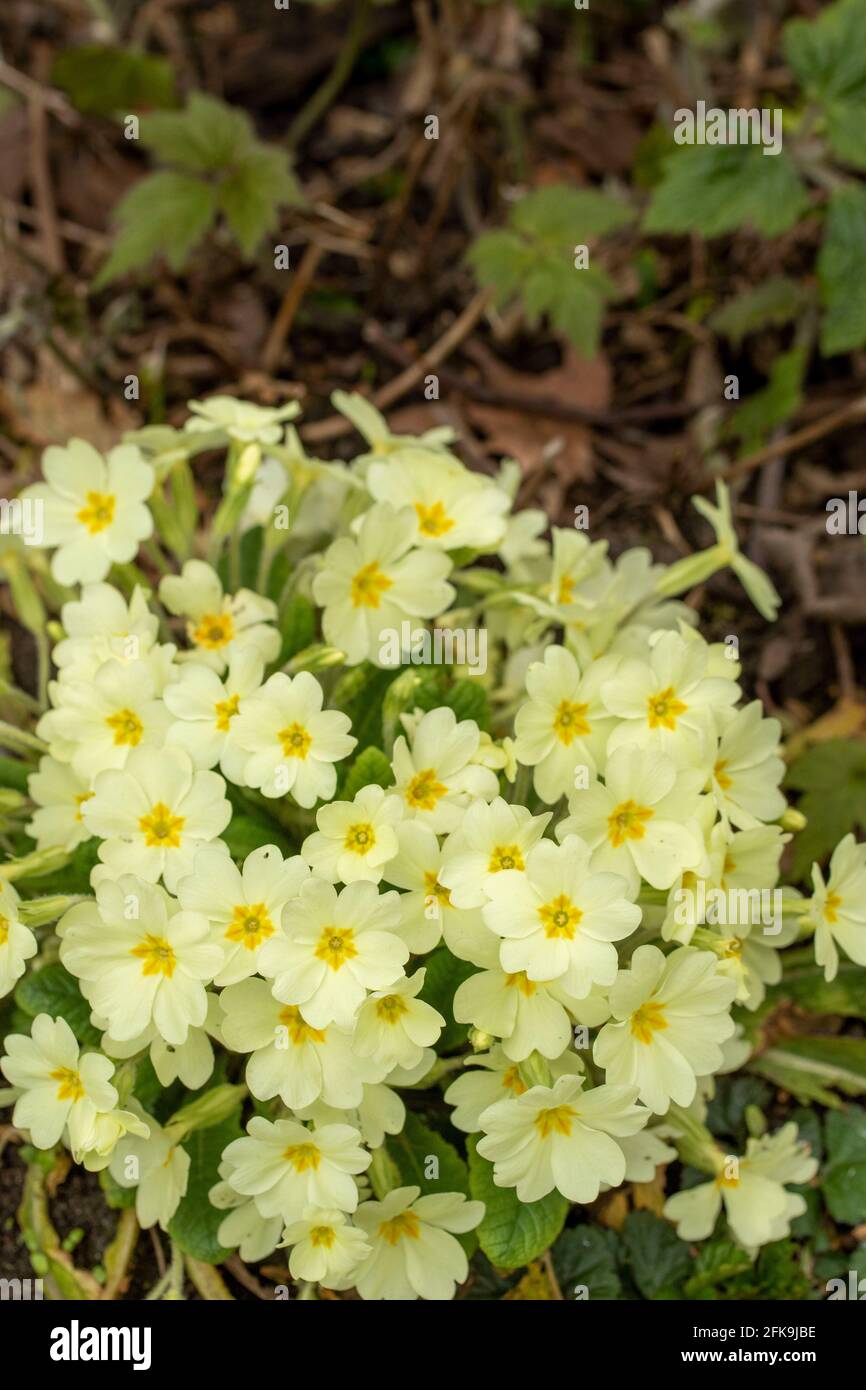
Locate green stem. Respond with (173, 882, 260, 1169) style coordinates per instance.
(287, 0, 373, 150)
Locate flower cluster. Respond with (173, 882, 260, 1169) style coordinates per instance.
(1, 392, 858, 1299)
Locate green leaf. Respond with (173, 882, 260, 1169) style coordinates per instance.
(336, 664, 398, 753)
(784, 0, 866, 170)
(622, 1210, 691, 1299)
(706, 1075, 773, 1146)
(682, 1239, 752, 1298)
(219, 148, 302, 258)
(51, 45, 176, 117)
(416, 947, 475, 1052)
(466, 230, 535, 306)
(824, 1104, 866, 1223)
(0, 754, 31, 793)
(15, 963, 100, 1047)
(388, 1111, 469, 1196)
(723, 346, 807, 453)
(509, 186, 633, 245)
(96, 171, 218, 285)
(222, 811, 289, 861)
(644, 145, 809, 239)
(762, 958, 866, 1021)
(278, 593, 316, 665)
(99, 1167, 136, 1210)
(139, 93, 255, 172)
(168, 1109, 243, 1263)
(785, 738, 866, 878)
(467, 1138, 568, 1269)
(751, 1037, 866, 1106)
(553, 1225, 622, 1300)
(818, 184, 866, 354)
(339, 745, 394, 801)
(708, 276, 811, 345)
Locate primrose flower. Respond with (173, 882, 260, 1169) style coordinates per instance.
(301, 783, 403, 884)
(365, 450, 511, 554)
(82, 746, 232, 893)
(221, 1116, 370, 1221)
(593, 945, 737, 1114)
(58, 875, 223, 1045)
(391, 707, 499, 832)
(445, 1046, 585, 1133)
(176, 843, 308, 986)
(477, 1074, 647, 1204)
(164, 648, 264, 780)
(353, 1187, 484, 1301)
(312, 502, 454, 666)
(482, 834, 641, 996)
(513, 646, 619, 802)
(1, 1014, 120, 1158)
(664, 1123, 817, 1249)
(332, 390, 456, 468)
(259, 878, 408, 1029)
(38, 657, 172, 781)
(808, 834, 866, 981)
(709, 702, 786, 829)
(185, 394, 301, 445)
(109, 1109, 190, 1230)
(21, 440, 154, 584)
(0, 879, 37, 998)
(159, 560, 279, 672)
(26, 756, 95, 854)
(353, 969, 445, 1072)
(439, 797, 551, 909)
(232, 671, 356, 804)
(279, 1208, 371, 1288)
(52, 583, 159, 677)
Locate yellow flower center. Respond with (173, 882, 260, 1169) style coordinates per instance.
(414, 500, 454, 538)
(647, 686, 688, 731)
(488, 844, 525, 873)
(714, 758, 733, 791)
(50, 1066, 85, 1102)
(534, 1104, 577, 1140)
(824, 890, 842, 925)
(406, 768, 447, 811)
(630, 999, 668, 1044)
(423, 870, 451, 908)
(314, 925, 358, 971)
(344, 822, 376, 856)
(76, 491, 116, 535)
(214, 693, 240, 732)
(350, 561, 393, 609)
(139, 801, 185, 848)
(552, 699, 590, 746)
(225, 902, 274, 950)
(504, 971, 537, 997)
(607, 799, 654, 848)
(538, 893, 582, 940)
(278, 1005, 326, 1046)
(0, 914, 9, 947)
(192, 611, 235, 650)
(375, 994, 409, 1024)
(131, 933, 177, 978)
(715, 1171, 740, 1190)
(283, 1142, 321, 1173)
(556, 574, 575, 605)
(378, 1210, 421, 1245)
(278, 722, 312, 760)
(502, 1065, 527, 1096)
(105, 707, 144, 747)
(73, 792, 93, 822)
(720, 937, 742, 960)
(310, 1225, 336, 1249)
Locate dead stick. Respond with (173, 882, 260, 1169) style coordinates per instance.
(716, 396, 866, 485)
(261, 242, 324, 374)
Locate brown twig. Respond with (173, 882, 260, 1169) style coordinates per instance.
(225, 1253, 274, 1300)
(715, 396, 866, 485)
(261, 242, 324, 374)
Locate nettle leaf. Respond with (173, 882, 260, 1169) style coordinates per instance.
(15, 963, 100, 1047)
(96, 171, 218, 286)
(784, 0, 866, 170)
(168, 1108, 243, 1263)
(785, 738, 866, 878)
(389, 1112, 469, 1196)
(823, 1104, 866, 1224)
(708, 276, 811, 345)
(622, 1211, 691, 1299)
(339, 745, 394, 801)
(751, 1037, 866, 1107)
(553, 1225, 622, 1300)
(818, 184, 866, 354)
(723, 346, 807, 453)
(51, 45, 176, 117)
(468, 185, 633, 356)
(139, 93, 254, 173)
(467, 1139, 568, 1269)
(644, 144, 809, 239)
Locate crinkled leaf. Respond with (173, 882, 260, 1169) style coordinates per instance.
(823, 1104, 866, 1224)
(709, 276, 811, 345)
(785, 738, 866, 878)
(553, 1225, 622, 1299)
(467, 1138, 568, 1269)
(723, 346, 807, 452)
(644, 145, 809, 238)
(622, 1210, 691, 1299)
(51, 45, 176, 117)
(818, 184, 866, 354)
(15, 963, 100, 1047)
(139, 93, 254, 172)
(784, 0, 866, 169)
(96, 171, 218, 285)
(219, 148, 302, 258)
(339, 745, 394, 801)
(168, 1108, 243, 1263)
(389, 1111, 469, 1196)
